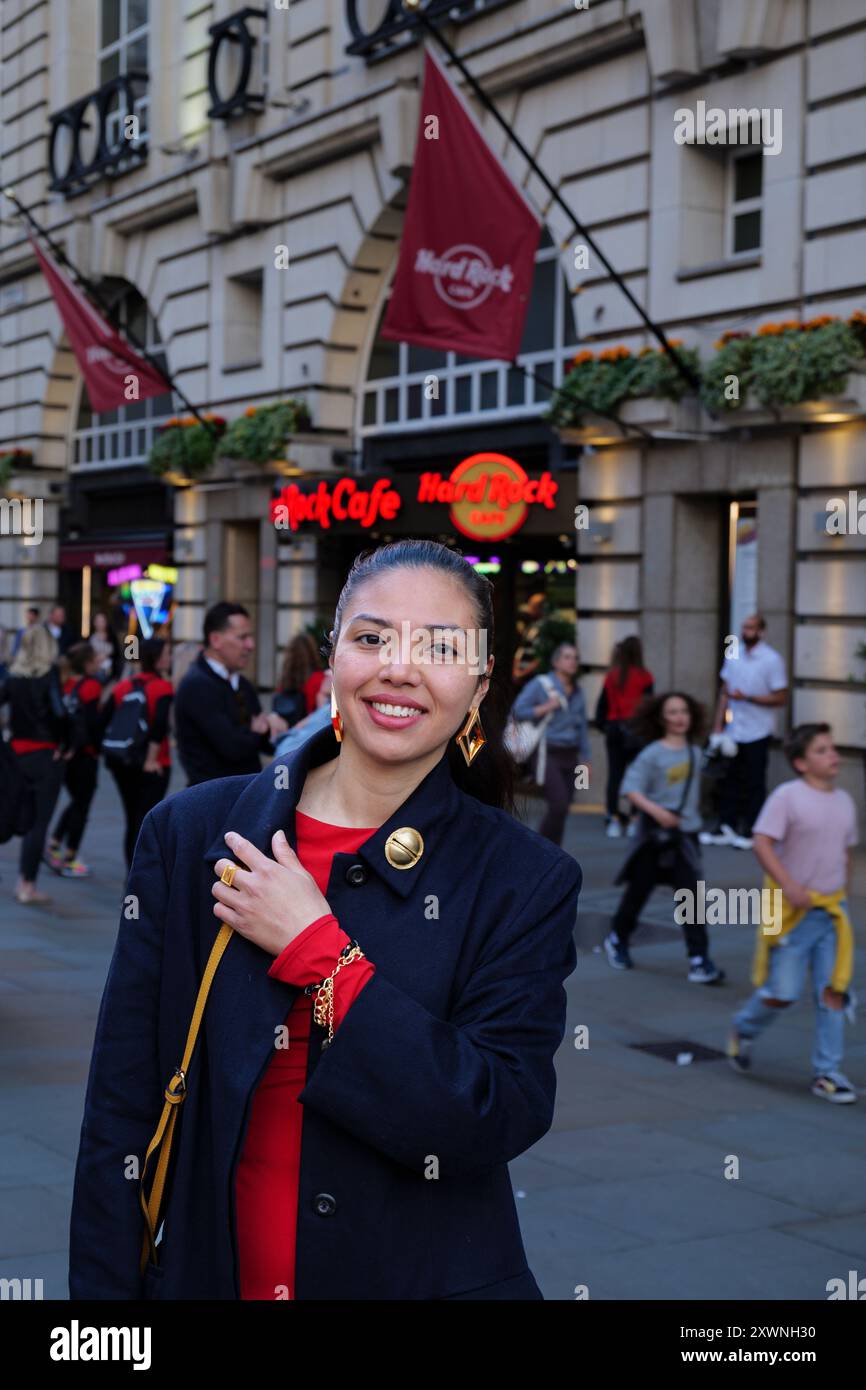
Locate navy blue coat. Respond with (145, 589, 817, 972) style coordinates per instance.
(68, 722, 581, 1301)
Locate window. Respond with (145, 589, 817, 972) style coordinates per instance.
(223, 270, 264, 370)
(73, 286, 172, 471)
(360, 227, 577, 433)
(99, 0, 149, 147)
(728, 149, 762, 256)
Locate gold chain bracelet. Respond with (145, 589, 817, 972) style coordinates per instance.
(304, 940, 366, 1049)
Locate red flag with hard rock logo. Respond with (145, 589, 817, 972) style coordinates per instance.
(28, 233, 173, 412)
(380, 47, 541, 361)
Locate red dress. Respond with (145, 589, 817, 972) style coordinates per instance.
(234, 810, 378, 1300)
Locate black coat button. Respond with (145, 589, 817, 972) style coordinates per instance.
(345, 862, 368, 886)
(313, 1192, 336, 1217)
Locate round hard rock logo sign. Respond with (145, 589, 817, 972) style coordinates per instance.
(414, 244, 515, 310)
(447, 452, 552, 541)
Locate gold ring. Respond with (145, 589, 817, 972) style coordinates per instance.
(220, 862, 238, 889)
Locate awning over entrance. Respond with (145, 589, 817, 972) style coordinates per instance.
(58, 539, 169, 571)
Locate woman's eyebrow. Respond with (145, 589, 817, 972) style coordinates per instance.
(346, 613, 468, 632)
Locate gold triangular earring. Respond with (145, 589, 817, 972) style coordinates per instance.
(456, 705, 486, 766)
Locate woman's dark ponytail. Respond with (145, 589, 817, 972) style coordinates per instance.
(319, 539, 518, 813)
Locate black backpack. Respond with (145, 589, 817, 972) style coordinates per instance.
(102, 676, 151, 768)
(0, 737, 37, 842)
(62, 676, 90, 751)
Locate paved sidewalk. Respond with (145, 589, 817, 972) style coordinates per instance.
(1, 773, 864, 1301)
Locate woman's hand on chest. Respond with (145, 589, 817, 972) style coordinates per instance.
(212, 829, 332, 957)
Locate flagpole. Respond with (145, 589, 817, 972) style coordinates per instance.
(399, 1, 701, 396)
(1, 187, 217, 437)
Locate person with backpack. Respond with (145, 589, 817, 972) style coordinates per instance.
(603, 691, 725, 984)
(273, 632, 323, 728)
(44, 642, 111, 878)
(594, 636, 654, 839)
(3, 625, 70, 905)
(104, 638, 174, 867)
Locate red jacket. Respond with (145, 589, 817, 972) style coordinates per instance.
(602, 666, 654, 723)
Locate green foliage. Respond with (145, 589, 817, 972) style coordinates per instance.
(751, 320, 862, 408)
(699, 336, 753, 413)
(148, 422, 222, 479)
(547, 347, 700, 428)
(554, 322, 866, 423)
(220, 400, 311, 465)
(0, 448, 34, 487)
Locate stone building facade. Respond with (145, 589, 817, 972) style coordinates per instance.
(1, 0, 865, 806)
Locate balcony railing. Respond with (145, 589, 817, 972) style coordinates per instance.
(49, 73, 149, 194)
(72, 415, 169, 472)
(359, 344, 575, 435)
(345, 0, 516, 61)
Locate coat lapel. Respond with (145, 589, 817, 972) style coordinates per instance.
(202, 720, 461, 896)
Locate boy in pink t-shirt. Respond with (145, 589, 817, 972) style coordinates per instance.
(728, 723, 859, 1102)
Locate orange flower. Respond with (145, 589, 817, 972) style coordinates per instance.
(714, 329, 751, 348)
(778, 320, 802, 332)
(598, 346, 632, 362)
(245, 406, 258, 417)
(849, 310, 866, 325)
(571, 350, 595, 366)
(638, 346, 655, 356)
(756, 322, 782, 336)
(803, 314, 837, 330)
(667, 338, 684, 347)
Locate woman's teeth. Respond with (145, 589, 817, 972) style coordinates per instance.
(370, 701, 423, 718)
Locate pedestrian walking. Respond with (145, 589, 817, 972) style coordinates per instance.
(708, 614, 788, 849)
(88, 610, 122, 686)
(603, 691, 725, 984)
(10, 605, 40, 659)
(510, 641, 590, 846)
(595, 636, 654, 838)
(273, 632, 323, 727)
(44, 603, 77, 656)
(728, 723, 859, 1102)
(45, 642, 110, 878)
(104, 638, 174, 868)
(3, 624, 70, 905)
(173, 602, 286, 786)
(69, 538, 580, 1301)
(272, 671, 334, 759)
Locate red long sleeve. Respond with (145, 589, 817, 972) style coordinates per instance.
(234, 813, 377, 1300)
(268, 912, 376, 1024)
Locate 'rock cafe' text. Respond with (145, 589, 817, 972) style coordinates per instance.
(271, 471, 559, 531)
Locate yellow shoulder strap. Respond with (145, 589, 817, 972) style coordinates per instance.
(139, 923, 234, 1275)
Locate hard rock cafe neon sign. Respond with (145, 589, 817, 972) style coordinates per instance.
(270, 452, 558, 542)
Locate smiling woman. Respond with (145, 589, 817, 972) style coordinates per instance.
(68, 538, 582, 1302)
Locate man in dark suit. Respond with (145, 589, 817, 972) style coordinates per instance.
(44, 604, 76, 655)
(174, 602, 287, 786)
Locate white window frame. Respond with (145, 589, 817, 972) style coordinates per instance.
(99, 0, 150, 149)
(726, 147, 763, 259)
